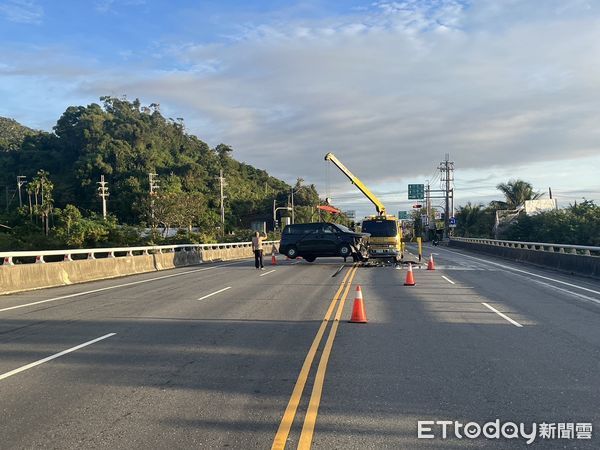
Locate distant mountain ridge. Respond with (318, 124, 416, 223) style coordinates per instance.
(0, 98, 320, 232)
(0, 116, 36, 151)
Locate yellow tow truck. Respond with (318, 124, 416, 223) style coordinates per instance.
(325, 152, 403, 264)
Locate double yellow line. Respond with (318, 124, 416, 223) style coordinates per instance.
(271, 264, 359, 450)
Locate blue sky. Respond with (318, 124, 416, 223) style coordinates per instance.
(1, 0, 599, 217)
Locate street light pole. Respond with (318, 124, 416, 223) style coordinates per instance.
(273, 201, 292, 229)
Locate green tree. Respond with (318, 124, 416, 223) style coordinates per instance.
(27, 170, 54, 235)
(55, 204, 82, 239)
(0, 117, 35, 151)
(456, 202, 494, 238)
(495, 179, 542, 209)
(0, 96, 299, 247)
(54, 205, 105, 247)
(500, 200, 599, 245)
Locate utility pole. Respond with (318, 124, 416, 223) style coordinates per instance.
(17, 175, 26, 208)
(149, 173, 159, 195)
(149, 172, 159, 229)
(425, 180, 431, 239)
(291, 188, 295, 224)
(97, 175, 109, 219)
(217, 169, 226, 236)
(438, 154, 454, 240)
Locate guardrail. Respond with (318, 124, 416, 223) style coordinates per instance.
(449, 237, 600, 278)
(1, 241, 280, 266)
(450, 237, 600, 257)
(1, 240, 281, 295)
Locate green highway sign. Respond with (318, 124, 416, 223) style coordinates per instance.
(408, 184, 425, 200)
(398, 210, 410, 220)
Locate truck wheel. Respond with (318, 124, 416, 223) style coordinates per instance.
(304, 256, 316, 262)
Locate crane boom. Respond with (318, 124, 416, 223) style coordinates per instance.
(324, 152, 386, 215)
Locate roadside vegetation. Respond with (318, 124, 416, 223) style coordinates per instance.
(454, 180, 599, 246)
(0, 97, 341, 251)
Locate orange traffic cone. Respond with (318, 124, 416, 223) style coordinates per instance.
(271, 253, 277, 265)
(349, 285, 367, 323)
(404, 263, 416, 286)
(427, 254, 435, 271)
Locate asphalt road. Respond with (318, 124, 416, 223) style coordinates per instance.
(1, 246, 599, 449)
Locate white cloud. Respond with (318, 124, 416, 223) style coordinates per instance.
(0, 0, 42, 24)
(94, 0, 146, 14)
(94, 0, 114, 13)
(2, 0, 599, 216)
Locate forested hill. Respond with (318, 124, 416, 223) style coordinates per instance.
(0, 117, 36, 151)
(0, 97, 318, 234)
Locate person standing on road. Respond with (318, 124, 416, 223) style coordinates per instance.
(252, 231, 267, 270)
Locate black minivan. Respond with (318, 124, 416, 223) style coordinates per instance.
(279, 222, 369, 262)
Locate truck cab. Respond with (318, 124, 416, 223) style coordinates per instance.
(360, 215, 403, 263)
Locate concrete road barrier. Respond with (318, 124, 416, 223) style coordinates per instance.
(449, 238, 600, 279)
(0, 241, 279, 295)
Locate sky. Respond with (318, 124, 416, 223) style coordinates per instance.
(1, 0, 599, 218)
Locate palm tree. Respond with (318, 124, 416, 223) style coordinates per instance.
(457, 202, 487, 237)
(495, 179, 541, 209)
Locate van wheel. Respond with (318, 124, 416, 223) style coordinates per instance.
(286, 246, 298, 258)
(339, 244, 351, 257)
(304, 256, 316, 262)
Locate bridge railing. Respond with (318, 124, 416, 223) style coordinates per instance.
(0, 241, 280, 266)
(450, 237, 600, 257)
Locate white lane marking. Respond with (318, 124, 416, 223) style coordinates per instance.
(260, 269, 276, 277)
(0, 333, 116, 381)
(519, 277, 600, 305)
(481, 302, 523, 327)
(197, 286, 231, 301)
(441, 276, 455, 285)
(0, 261, 244, 313)
(439, 247, 600, 296)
